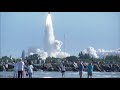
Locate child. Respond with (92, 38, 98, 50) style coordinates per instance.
(13, 61, 18, 78)
(27, 62, 34, 78)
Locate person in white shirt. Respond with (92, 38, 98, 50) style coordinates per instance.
(2, 63, 6, 72)
(13, 61, 18, 78)
(17, 59, 25, 78)
(27, 61, 34, 78)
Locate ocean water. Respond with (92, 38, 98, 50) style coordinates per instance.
(0, 71, 120, 78)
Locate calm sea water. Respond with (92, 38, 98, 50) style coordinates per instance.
(0, 71, 120, 78)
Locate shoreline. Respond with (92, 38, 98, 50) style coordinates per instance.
(0, 71, 120, 78)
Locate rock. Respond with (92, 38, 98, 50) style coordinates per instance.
(0, 65, 3, 71)
(93, 64, 101, 72)
(65, 67, 73, 71)
(72, 67, 78, 72)
(8, 64, 14, 69)
(100, 64, 111, 72)
(48, 67, 54, 71)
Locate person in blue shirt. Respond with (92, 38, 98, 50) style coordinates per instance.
(87, 63, 93, 78)
(79, 62, 84, 78)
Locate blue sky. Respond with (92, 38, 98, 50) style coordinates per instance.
(1, 12, 120, 58)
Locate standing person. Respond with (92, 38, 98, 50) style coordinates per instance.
(13, 61, 18, 78)
(79, 62, 84, 78)
(2, 63, 7, 78)
(17, 59, 25, 78)
(61, 64, 66, 78)
(27, 61, 34, 78)
(2, 63, 6, 72)
(87, 63, 94, 78)
(5, 63, 8, 71)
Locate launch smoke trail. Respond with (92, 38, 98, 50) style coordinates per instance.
(44, 13, 70, 58)
(28, 13, 70, 59)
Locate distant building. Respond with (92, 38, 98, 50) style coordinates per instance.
(21, 50, 25, 60)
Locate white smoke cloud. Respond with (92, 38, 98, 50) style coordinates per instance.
(43, 13, 70, 58)
(28, 13, 70, 59)
(36, 49, 48, 60)
(56, 52, 70, 58)
(28, 47, 48, 60)
(83, 46, 120, 59)
(83, 47, 99, 58)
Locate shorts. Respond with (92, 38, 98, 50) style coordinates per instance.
(88, 72, 92, 76)
(79, 71, 83, 75)
(28, 73, 32, 78)
(61, 71, 65, 73)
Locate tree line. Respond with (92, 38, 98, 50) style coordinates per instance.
(0, 51, 120, 64)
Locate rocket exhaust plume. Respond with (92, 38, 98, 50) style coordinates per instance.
(44, 13, 55, 46)
(28, 13, 120, 59)
(28, 12, 70, 59)
(44, 12, 70, 58)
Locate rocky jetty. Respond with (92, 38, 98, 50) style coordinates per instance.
(0, 62, 120, 72)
